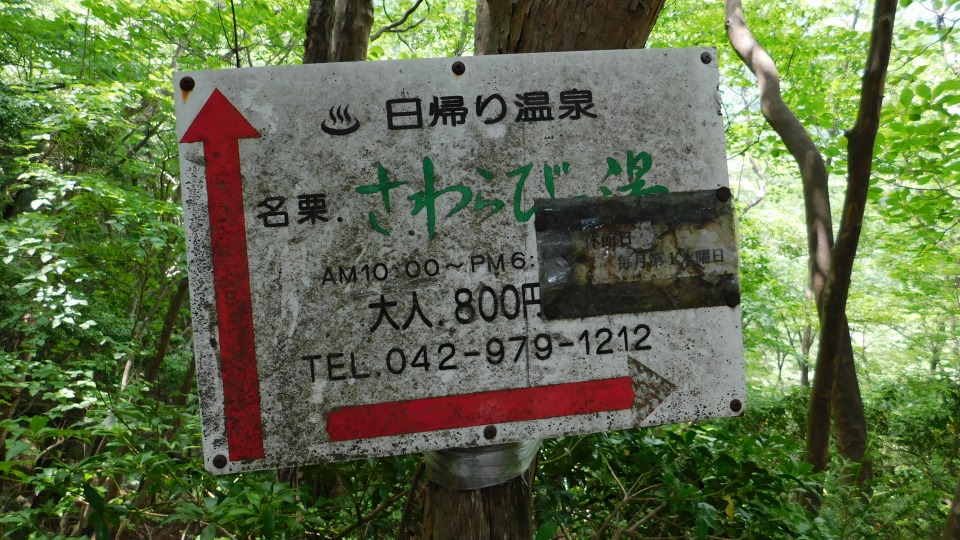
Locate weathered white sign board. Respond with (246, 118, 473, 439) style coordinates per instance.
(174, 48, 746, 474)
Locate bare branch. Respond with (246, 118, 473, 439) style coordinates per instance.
(371, 0, 427, 42)
(395, 462, 425, 540)
(622, 502, 669, 536)
(936, 11, 960, 77)
(740, 156, 768, 215)
(330, 485, 408, 540)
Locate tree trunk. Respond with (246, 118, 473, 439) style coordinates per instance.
(945, 472, 960, 540)
(304, 0, 335, 63)
(304, 0, 372, 63)
(475, 0, 665, 55)
(304, 1, 667, 534)
(422, 466, 536, 540)
(332, 0, 374, 62)
(832, 322, 870, 484)
(144, 278, 189, 389)
(300, 4, 374, 526)
(807, 0, 895, 495)
(724, 0, 876, 491)
(418, 3, 667, 536)
(801, 320, 813, 387)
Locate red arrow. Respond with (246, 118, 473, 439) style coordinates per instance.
(181, 89, 264, 462)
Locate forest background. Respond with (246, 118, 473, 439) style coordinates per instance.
(0, 0, 958, 538)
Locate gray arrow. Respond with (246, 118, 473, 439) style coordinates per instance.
(628, 357, 676, 421)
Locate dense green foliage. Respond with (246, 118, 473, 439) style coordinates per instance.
(1, 0, 957, 538)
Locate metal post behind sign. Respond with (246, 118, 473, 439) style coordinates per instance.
(426, 440, 541, 490)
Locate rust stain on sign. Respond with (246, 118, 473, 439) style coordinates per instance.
(535, 190, 739, 319)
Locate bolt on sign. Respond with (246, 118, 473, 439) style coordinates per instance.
(174, 48, 746, 474)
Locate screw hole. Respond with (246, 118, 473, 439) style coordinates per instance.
(723, 280, 741, 308)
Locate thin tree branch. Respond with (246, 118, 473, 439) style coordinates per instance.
(936, 11, 960, 77)
(740, 156, 768, 215)
(330, 486, 409, 540)
(395, 462, 425, 540)
(229, 0, 241, 68)
(371, 0, 426, 42)
(143, 277, 189, 386)
(622, 502, 669, 536)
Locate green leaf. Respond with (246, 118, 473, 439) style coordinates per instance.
(899, 87, 914, 107)
(83, 481, 105, 513)
(535, 522, 559, 540)
(94, 518, 110, 540)
(29, 415, 49, 433)
(262, 505, 276, 538)
(933, 79, 960, 97)
(5, 440, 33, 461)
(200, 524, 217, 540)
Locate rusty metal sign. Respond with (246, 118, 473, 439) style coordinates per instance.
(535, 189, 740, 319)
(174, 48, 746, 474)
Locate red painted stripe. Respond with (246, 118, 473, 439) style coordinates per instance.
(326, 377, 636, 442)
(182, 90, 265, 462)
(206, 136, 265, 461)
